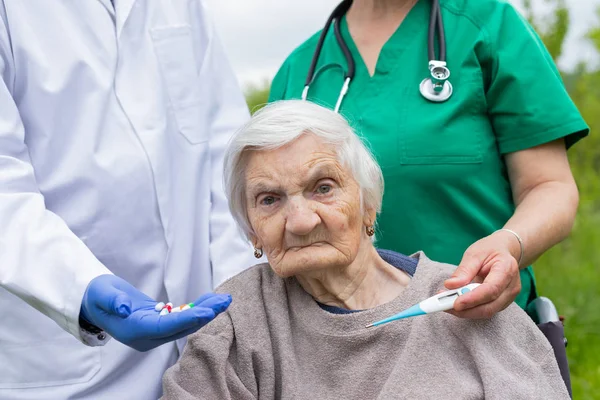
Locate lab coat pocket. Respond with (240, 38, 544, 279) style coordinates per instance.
(0, 337, 101, 388)
(398, 76, 485, 165)
(151, 25, 209, 145)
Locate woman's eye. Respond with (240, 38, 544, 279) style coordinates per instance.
(316, 184, 332, 194)
(260, 196, 277, 206)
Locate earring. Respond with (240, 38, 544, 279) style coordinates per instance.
(366, 226, 375, 237)
(254, 247, 263, 258)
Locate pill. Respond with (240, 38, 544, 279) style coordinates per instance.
(159, 308, 169, 316)
(171, 307, 182, 313)
(166, 302, 173, 308)
(155, 302, 165, 312)
(181, 305, 190, 311)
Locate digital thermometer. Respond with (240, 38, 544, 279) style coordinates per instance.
(365, 283, 481, 328)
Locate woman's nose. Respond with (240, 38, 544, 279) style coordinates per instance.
(285, 199, 321, 236)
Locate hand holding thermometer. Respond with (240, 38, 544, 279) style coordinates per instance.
(365, 283, 481, 328)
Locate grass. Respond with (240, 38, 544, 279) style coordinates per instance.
(534, 202, 600, 399)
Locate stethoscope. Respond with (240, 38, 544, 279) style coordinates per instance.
(302, 0, 452, 113)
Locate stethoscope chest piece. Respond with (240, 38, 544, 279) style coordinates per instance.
(420, 60, 453, 102)
(419, 77, 453, 102)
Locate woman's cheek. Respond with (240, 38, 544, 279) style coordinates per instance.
(256, 214, 286, 253)
(337, 200, 362, 229)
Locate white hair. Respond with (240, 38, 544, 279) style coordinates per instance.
(223, 100, 384, 239)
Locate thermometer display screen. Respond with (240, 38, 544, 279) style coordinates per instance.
(437, 292, 459, 302)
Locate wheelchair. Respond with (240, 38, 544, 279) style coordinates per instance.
(530, 297, 572, 398)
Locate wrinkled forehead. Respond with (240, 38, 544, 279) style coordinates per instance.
(243, 134, 352, 191)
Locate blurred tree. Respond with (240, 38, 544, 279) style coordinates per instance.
(588, 6, 600, 50)
(244, 79, 270, 115)
(564, 7, 600, 208)
(522, 0, 569, 60)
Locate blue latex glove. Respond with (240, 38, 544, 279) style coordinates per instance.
(80, 274, 231, 352)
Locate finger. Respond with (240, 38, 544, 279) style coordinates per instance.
(448, 275, 519, 319)
(453, 262, 513, 312)
(96, 289, 132, 318)
(193, 293, 232, 314)
(155, 306, 217, 338)
(444, 252, 482, 289)
(447, 301, 499, 320)
(190, 292, 220, 305)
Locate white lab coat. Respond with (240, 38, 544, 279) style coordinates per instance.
(0, 0, 255, 398)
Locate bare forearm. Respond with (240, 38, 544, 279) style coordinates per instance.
(502, 180, 579, 268)
(446, 140, 579, 317)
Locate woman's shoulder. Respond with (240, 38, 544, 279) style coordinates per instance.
(268, 29, 323, 101)
(442, 0, 526, 31)
(280, 29, 323, 67)
(215, 262, 285, 299)
(411, 251, 457, 289)
(195, 264, 286, 338)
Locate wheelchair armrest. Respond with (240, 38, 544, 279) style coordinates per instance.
(531, 296, 560, 324)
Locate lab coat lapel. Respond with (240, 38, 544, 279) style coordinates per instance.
(96, 0, 115, 17)
(115, 0, 137, 37)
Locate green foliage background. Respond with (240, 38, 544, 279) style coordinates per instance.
(243, 3, 600, 397)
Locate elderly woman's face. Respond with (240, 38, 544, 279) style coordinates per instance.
(245, 133, 373, 277)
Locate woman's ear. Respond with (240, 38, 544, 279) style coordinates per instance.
(363, 208, 377, 228)
(249, 233, 261, 249)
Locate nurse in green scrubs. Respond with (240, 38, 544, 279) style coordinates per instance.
(268, 0, 588, 318)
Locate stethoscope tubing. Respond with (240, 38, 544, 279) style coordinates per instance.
(304, 0, 354, 88)
(428, 0, 446, 62)
(303, 0, 450, 109)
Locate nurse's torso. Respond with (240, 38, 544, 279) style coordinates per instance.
(0, 1, 214, 398)
(269, 0, 535, 307)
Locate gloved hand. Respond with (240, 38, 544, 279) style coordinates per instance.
(80, 274, 231, 352)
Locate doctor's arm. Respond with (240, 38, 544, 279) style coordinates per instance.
(0, 16, 111, 345)
(0, 15, 230, 351)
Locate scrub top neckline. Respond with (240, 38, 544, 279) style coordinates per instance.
(339, 0, 427, 81)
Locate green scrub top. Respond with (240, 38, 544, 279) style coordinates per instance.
(268, 0, 588, 309)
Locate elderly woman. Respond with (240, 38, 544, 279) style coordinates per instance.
(162, 101, 569, 399)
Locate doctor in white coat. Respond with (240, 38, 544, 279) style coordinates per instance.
(0, 0, 256, 398)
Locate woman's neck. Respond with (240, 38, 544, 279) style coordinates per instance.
(347, 0, 417, 21)
(295, 244, 411, 310)
(345, 0, 418, 76)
